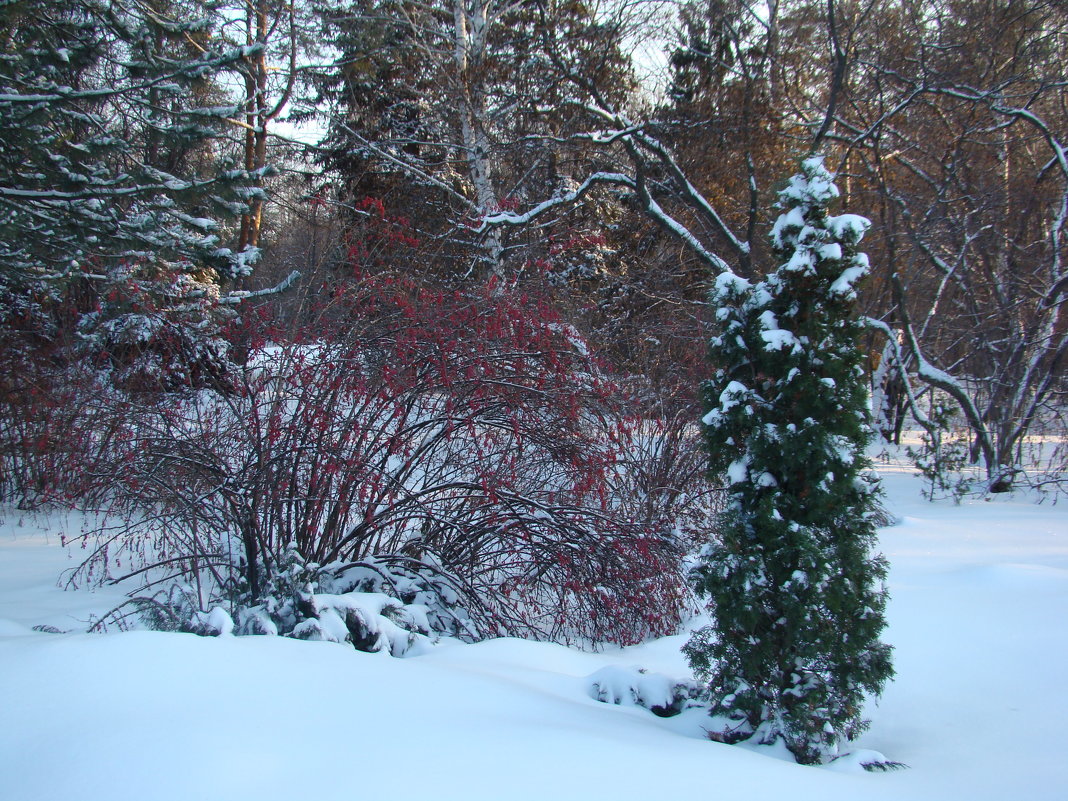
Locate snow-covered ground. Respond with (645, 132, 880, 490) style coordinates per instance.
(1, 463, 1065, 801)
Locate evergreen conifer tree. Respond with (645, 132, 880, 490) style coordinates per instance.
(0, 0, 255, 331)
(685, 156, 894, 765)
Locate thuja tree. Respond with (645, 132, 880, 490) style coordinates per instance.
(684, 157, 894, 765)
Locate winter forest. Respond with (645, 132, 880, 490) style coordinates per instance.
(1, 0, 1066, 797)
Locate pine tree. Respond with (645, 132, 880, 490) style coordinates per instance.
(685, 156, 894, 765)
(0, 0, 254, 333)
(0, 0, 262, 389)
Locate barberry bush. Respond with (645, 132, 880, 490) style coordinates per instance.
(70, 277, 689, 647)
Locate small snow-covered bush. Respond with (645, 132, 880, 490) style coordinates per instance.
(110, 553, 438, 656)
(71, 280, 688, 647)
(587, 665, 703, 717)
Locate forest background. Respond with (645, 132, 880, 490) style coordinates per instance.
(0, 0, 1064, 674)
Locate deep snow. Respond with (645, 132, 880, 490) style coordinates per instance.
(1, 462, 1065, 801)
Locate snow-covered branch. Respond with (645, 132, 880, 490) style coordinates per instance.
(477, 172, 633, 230)
(217, 270, 301, 305)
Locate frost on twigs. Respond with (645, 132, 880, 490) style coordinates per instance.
(688, 156, 893, 765)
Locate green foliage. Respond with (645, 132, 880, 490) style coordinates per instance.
(685, 156, 893, 765)
(0, 0, 255, 320)
(861, 758, 909, 772)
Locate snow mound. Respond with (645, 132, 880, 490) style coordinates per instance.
(587, 665, 700, 717)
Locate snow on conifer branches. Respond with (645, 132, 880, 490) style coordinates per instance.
(686, 156, 894, 765)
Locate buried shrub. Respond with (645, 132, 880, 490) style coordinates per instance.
(587, 665, 704, 717)
(102, 549, 480, 658)
(70, 280, 688, 647)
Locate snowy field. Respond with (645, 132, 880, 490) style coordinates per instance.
(1, 463, 1065, 801)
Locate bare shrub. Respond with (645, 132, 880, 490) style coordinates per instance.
(0, 335, 114, 507)
(71, 280, 689, 646)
